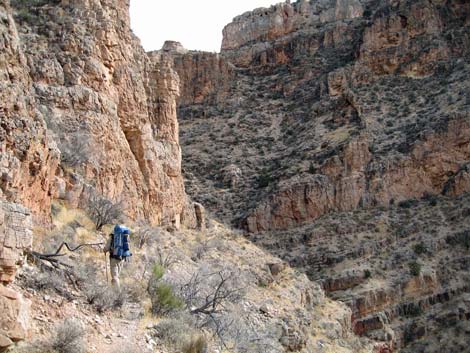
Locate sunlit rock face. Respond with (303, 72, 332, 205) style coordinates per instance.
(172, 0, 470, 232)
(1, 0, 197, 227)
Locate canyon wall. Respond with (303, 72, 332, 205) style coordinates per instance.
(0, 1, 198, 348)
(1, 0, 196, 227)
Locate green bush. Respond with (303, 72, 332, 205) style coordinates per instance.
(364, 269, 372, 279)
(257, 169, 274, 188)
(150, 283, 184, 315)
(308, 162, 316, 174)
(153, 264, 165, 281)
(408, 261, 421, 276)
(398, 198, 418, 209)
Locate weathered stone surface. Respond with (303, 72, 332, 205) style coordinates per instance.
(221, 0, 363, 67)
(0, 285, 31, 345)
(0, 0, 59, 220)
(0, 200, 32, 350)
(178, 0, 470, 234)
(0, 201, 32, 283)
(151, 45, 234, 106)
(1, 0, 196, 227)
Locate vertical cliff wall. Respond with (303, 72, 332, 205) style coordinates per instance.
(1, 0, 195, 227)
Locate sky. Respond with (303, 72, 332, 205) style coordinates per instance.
(130, 0, 280, 53)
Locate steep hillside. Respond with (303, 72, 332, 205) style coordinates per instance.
(173, 0, 469, 231)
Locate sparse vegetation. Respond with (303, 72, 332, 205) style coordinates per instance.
(182, 335, 208, 353)
(26, 319, 85, 353)
(446, 230, 470, 250)
(148, 264, 184, 315)
(84, 283, 127, 313)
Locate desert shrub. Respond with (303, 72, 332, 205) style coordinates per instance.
(413, 242, 427, 255)
(150, 283, 184, 315)
(152, 264, 165, 281)
(133, 226, 161, 249)
(51, 319, 85, 353)
(182, 335, 208, 353)
(29, 270, 64, 292)
(85, 191, 123, 230)
(84, 283, 127, 313)
(308, 161, 316, 174)
(154, 313, 200, 351)
(446, 230, 470, 250)
(147, 263, 184, 315)
(408, 261, 421, 276)
(398, 198, 418, 209)
(364, 269, 372, 279)
(421, 192, 438, 206)
(257, 173, 272, 188)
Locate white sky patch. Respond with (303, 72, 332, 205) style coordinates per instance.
(130, 0, 280, 53)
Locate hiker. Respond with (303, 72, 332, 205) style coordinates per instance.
(103, 224, 132, 288)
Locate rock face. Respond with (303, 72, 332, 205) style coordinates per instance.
(0, 0, 59, 220)
(255, 193, 470, 352)
(0, 201, 33, 350)
(0, 0, 196, 227)
(221, 0, 363, 67)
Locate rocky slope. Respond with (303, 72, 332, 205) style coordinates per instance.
(253, 193, 470, 352)
(164, 0, 470, 351)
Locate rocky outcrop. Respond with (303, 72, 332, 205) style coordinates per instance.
(151, 42, 234, 106)
(177, 0, 470, 232)
(254, 193, 470, 351)
(0, 201, 32, 351)
(221, 0, 363, 67)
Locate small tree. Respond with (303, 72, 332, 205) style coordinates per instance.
(85, 193, 123, 230)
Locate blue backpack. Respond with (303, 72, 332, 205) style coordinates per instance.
(112, 225, 132, 260)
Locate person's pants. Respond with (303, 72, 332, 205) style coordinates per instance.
(109, 257, 123, 288)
